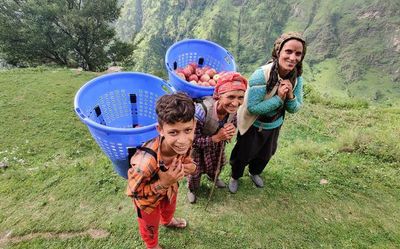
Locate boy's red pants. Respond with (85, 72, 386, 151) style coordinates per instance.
(134, 195, 177, 248)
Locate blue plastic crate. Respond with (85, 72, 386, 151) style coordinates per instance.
(74, 72, 175, 178)
(165, 39, 236, 98)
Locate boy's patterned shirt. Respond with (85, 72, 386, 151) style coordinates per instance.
(126, 136, 191, 214)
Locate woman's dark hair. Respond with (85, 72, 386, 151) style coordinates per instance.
(156, 92, 195, 125)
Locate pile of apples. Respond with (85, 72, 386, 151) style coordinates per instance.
(174, 62, 221, 87)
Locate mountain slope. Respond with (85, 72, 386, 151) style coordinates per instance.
(115, 0, 400, 104)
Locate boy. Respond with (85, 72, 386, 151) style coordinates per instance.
(126, 92, 197, 249)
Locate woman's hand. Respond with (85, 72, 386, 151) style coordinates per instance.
(280, 80, 294, 99)
(277, 82, 289, 101)
(181, 157, 197, 175)
(212, 124, 235, 143)
(223, 123, 236, 138)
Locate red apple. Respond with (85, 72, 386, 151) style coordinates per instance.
(177, 72, 186, 80)
(182, 68, 192, 78)
(195, 68, 203, 77)
(186, 64, 195, 74)
(188, 74, 199, 82)
(175, 68, 184, 74)
(205, 68, 217, 78)
(200, 74, 211, 82)
(189, 62, 198, 70)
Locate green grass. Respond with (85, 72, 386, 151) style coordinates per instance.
(305, 59, 348, 99)
(305, 58, 400, 107)
(1, 68, 399, 248)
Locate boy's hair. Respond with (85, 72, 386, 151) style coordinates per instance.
(156, 92, 195, 125)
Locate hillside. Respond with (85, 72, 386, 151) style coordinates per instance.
(115, 0, 400, 104)
(0, 68, 399, 248)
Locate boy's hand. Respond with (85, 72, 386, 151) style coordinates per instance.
(181, 157, 197, 175)
(158, 158, 184, 187)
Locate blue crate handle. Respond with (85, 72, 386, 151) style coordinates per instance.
(130, 94, 138, 128)
(225, 51, 234, 64)
(75, 107, 86, 120)
(166, 62, 173, 72)
(94, 105, 106, 126)
(161, 80, 175, 93)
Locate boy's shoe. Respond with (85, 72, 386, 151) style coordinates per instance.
(228, 178, 239, 193)
(187, 191, 196, 204)
(215, 179, 226, 188)
(249, 173, 264, 188)
(165, 217, 187, 229)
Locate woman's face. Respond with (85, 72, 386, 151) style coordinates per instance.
(217, 90, 245, 114)
(278, 39, 304, 77)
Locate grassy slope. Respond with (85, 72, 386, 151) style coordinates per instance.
(285, 0, 400, 106)
(303, 59, 400, 106)
(0, 68, 399, 248)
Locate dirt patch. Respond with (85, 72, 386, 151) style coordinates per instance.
(87, 229, 109, 239)
(0, 229, 110, 247)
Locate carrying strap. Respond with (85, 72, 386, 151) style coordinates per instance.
(127, 143, 167, 172)
(193, 97, 209, 117)
(137, 146, 157, 160)
(262, 64, 278, 99)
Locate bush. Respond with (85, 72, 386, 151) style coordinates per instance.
(336, 128, 400, 163)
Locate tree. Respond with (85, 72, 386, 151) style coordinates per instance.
(107, 40, 134, 66)
(0, 0, 129, 71)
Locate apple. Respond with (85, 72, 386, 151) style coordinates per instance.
(205, 68, 217, 78)
(195, 68, 203, 77)
(177, 72, 186, 80)
(208, 79, 216, 86)
(189, 62, 198, 70)
(200, 74, 210, 82)
(188, 74, 199, 82)
(182, 68, 192, 78)
(185, 64, 195, 74)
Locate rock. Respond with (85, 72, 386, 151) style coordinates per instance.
(106, 66, 123, 73)
(320, 179, 329, 185)
(0, 162, 8, 169)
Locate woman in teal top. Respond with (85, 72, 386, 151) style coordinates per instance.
(229, 32, 307, 193)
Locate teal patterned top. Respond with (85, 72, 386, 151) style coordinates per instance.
(246, 67, 303, 130)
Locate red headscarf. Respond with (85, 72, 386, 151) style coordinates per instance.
(213, 71, 248, 99)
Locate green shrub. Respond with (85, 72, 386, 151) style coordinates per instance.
(336, 128, 400, 163)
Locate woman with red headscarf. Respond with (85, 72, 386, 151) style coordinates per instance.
(186, 72, 248, 203)
(229, 32, 307, 193)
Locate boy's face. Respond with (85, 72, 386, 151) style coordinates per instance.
(157, 119, 196, 155)
(218, 90, 245, 114)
